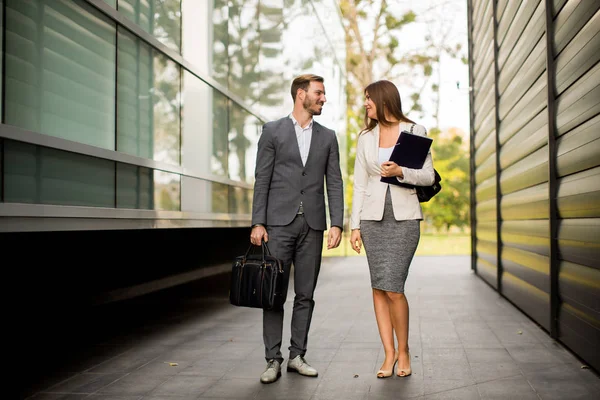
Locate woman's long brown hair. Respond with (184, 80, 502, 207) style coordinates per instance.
(360, 80, 415, 135)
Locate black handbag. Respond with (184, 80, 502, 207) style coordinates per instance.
(229, 242, 285, 311)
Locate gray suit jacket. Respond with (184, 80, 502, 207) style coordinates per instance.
(251, 116, 344, 231)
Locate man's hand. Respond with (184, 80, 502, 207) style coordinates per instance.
(350, 229, 362, 254)
(381, 161, 403, 179)
(327, 226, 342, 249)
(250, 225, 268, 246)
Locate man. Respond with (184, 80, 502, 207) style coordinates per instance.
(250, 74, 344, 384)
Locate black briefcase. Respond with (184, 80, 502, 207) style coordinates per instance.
(229, 242, 285, 311)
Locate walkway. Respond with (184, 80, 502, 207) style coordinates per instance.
(23, 256, 599, 399)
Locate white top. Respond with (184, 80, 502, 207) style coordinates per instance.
(378, 146, 394, 165)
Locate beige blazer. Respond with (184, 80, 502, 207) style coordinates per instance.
(350, 122, 435, 230)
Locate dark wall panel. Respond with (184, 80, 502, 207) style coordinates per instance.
(469, 0, 600, 372)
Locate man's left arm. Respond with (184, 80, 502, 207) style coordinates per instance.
(325, 130, 344, 249)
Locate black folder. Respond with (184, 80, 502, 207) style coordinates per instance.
(381, 130, 432, 185)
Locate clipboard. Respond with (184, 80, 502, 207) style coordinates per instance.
(381, 130, 432, 185)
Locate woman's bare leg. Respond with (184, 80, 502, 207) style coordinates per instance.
(386, 291, 411, 374)
(373, 288, 397, 374)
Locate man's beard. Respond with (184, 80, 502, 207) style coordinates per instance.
(303, 97, 323, 115)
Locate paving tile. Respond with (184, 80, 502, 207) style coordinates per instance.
(464, 348, 513, 363)
(149, 375, 219, 396)
(523, 365, 600, 400)
(96, 375, 171, 396)
(422, 348, 468, 363)
(199, 377, 262, 399)
(476, 375, 540, 399)
(22, 256, 600, 400)
(42, 373, 125, 394)
(422, 384, 481, 399)
(468, 362, 522, 383)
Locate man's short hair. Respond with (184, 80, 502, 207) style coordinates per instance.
(291, 74, 324, 102)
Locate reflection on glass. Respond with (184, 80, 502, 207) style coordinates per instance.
(5, 0, 116, 149)
(103, 0, 116, 7)
(4, 140, 115, 207)
(116, 163, 153, 209)
(181, 70, 212, 174)
(154, 170, 180, 210)
(117, 27, 181, 165)
(117, 0, 181, 52)
(229, 186, 251, 215)
(212, 0, 229, 87)
(227, 0, 261, 103)
(228, 104, 260, 183)
(256, 0, 286, 119)
(212, 89, 229, 176)
(211, 181, 229, 213)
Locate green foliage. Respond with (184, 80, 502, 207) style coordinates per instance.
(421, 128, 470, 232)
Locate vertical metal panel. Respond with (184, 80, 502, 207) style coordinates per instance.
(471, 0, 498, 283)
(470, 0, 600, 371)
(495, 0, 551, 332)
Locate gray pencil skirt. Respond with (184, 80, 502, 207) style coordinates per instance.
(360, 188, 421, 293)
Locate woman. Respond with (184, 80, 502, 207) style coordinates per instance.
(349, 80, 435, 378)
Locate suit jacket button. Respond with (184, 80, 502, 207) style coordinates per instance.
(301, 190, 305, 194)
(302, 172, 307, 176)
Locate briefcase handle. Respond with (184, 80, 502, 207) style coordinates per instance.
(243, 241, 273, 264)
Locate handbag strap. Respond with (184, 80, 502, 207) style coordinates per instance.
(243, 242, 270, 263)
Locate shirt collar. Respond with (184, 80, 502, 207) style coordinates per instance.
(289, 114, 313, 130)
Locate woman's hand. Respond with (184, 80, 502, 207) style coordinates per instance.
(380, 161, 404, 179)
(350, 229, 363, 254)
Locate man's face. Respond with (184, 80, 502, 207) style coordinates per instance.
(302, 81, 327, 115)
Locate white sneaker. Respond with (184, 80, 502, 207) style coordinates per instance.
(260, 359, 281, 384)
(287, 355, 318, 377)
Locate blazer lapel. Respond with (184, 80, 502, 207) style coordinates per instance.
(305, 121, 320, 167)
(285, 118, 304, 166)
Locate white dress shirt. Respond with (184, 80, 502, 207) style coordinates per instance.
(290, 114, 313, 166)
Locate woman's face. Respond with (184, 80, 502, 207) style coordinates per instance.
(364, 92, 377, 120)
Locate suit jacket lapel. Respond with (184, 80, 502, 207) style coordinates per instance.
(305, 121, 320, 167)
(284, 117, 304, 166)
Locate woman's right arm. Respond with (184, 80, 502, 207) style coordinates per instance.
(350, 136, 369, 230)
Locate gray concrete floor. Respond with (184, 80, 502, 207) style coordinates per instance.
(26, 256, 600, 399)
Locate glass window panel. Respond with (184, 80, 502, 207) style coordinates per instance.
(212, 89, 229, 177)
(227, 0, 260, 103)
(117, 0, 181, 52)
(103, 0, 116, 7)
(116, 163, 153, 209)
(5, 0, 116, 149)
(211, 181, 228, 213)
(117, 27, 181, 165)
(4, 140, 115, 207)
(181, 0, 211, 77)
(181, 70, 212, 173)
(229, 186, 251, 215)
(257, 0, 286, 121)
(211, 0, 228, 87)
(154, 170, 180, 210)
(228, 104, 259, 183)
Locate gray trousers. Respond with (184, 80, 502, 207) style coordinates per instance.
(263, 214, 324, 363)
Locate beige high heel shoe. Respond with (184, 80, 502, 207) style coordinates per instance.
(377, 352, 398, 379)
(396, 351, 412, 377)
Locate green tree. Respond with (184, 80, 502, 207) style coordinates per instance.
(339, 0, 468, 230)
(421, 127, 470, 232)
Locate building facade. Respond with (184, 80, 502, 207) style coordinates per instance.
(1, 0, 346, 304)
(468, 0, 599, 371)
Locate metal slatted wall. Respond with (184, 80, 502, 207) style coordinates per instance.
(468, 0, 600, 371)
